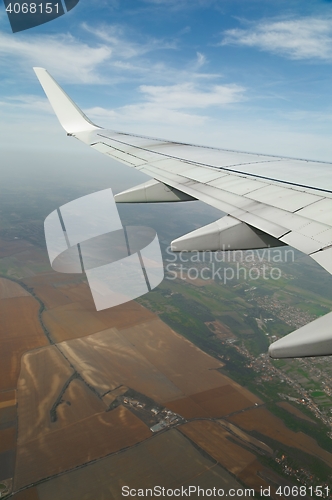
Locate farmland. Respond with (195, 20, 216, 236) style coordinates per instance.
(0, 278, 30, 299)
(16, 346, 74, 444)
(179, 420, 257, 474)
(0, 290, 48, 392)
(0, 173, 332, 498)
(178, 420, 279, 494)
(166, 385, 258, 419)
(14, 405, 150, 490)
(35, 429, 243, 500)
(58, 327, 184, 402)
(40, 284, 155, 342)
(228, 407, 332, 467)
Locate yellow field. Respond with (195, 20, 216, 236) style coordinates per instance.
(179, 420, 256, 475)
(16, 346, 74, 444)
(0, 296, 48, 391)
(14, 405, 151, 491)
(56, 378, 106, 427)
(58, 328, 184, 402)
(102, 386, 128, 407)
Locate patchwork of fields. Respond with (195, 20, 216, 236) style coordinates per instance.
(0, 238, 331, 499)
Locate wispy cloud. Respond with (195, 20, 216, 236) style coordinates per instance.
(195, 52, 206, 69)
(86, 81, 245, 127)
(0, 31, 111, 83)
(139, 82, 244, 108)
(141, 0, 217, 9)
(0, 22, 178, 85)
(0, 94, 51, 112)
(221, 17, 332, 61)
(81, 22, 176, 57)
(88, 103, 207, 127)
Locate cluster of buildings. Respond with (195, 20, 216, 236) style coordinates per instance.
(233, 340, 332, 428)
(254, 295, 315, 329)
(150, 409, 183, 433)
(121, 396, 184, 433)
(275, 455, 331, 494)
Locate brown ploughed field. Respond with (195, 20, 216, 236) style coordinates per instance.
(0, 295, 48, 391)
(0, 278, 30, 299)
(229, 407, 332, 467)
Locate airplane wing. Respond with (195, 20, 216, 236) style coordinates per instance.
(34, 67, 332, 359)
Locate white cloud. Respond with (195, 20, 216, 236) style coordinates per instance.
(0, 23, 178, 85)
(141, 0, 217, 9)
(139, 82, 244, 108)
(88, 103, 207, 127)
(222, 17, 332, 61)
(0, 31, 112, 83)
(0, 19, 224, 94)
(86, 82, 245, 128)
(195, 52, 206, 69)
(0, 94, 52, 112)
(81, 23, 176, 57)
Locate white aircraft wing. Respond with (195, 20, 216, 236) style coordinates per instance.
(34, 67, 332, 359)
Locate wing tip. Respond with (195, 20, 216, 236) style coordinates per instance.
(33, 67, 100, 134)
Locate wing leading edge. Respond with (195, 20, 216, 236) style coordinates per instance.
(34, 68, 332, 359)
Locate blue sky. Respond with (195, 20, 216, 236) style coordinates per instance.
(1, 0, 332, 162)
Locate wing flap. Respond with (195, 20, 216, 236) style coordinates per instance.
(269, 312, 332, 358)
(171, 216, 285, 252)
(114, 179, 195, 203)
(311, 247, 332, 274)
